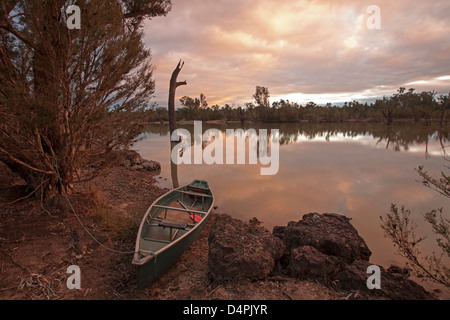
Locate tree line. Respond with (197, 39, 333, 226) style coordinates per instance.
(147, 86, 450, 127)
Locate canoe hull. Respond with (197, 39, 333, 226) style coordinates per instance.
(132, 180, 214, 290)
(136, 212, 210, 289)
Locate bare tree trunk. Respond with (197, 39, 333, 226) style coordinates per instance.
(168, 60, 187, 135)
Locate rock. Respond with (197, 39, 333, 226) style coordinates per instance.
(208, 214, 285, 282)
(273, 213, 371, 265)
(335, 260, 436, 300)
(334, 260, 379, 293)
(117, 156, 131, 167)
(288, 246, 340, 284)
(121, 150, 161, 172)
(126, 150, 144, 166)
(387, 265, 411, 278)
(141, 160, 161, 171)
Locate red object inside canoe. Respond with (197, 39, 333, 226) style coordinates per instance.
(190, 214, 202, 223)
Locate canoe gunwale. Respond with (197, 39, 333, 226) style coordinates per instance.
(131, 184, 214, 267)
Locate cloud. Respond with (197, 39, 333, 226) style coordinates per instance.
(143, 0, 450, 106)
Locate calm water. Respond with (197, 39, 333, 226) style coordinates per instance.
(135, 122, 449, 295)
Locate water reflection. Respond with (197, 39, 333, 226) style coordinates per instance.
(135, 122, 448, 295)
(141, 122, 447, 154)
(170, 141, 180, 188)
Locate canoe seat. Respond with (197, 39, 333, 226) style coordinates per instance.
(159, 220, 188, 230)
(159, 219, 188, 241)
(156, 201, 198, 224)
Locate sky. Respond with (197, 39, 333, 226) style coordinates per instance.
(143, 0, 450, 107)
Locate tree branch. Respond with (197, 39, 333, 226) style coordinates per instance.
(0, 146, 54, 175)
(176, 81, 187, 88)
(0, 23, 39, 53)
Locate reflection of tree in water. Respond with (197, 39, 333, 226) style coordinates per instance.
(170, 141, 179, 189)
(140, 122, 448, 153)
(141, 124, 171, 137)
(371, 124, 449, 154)
(273, 122, 446, 151)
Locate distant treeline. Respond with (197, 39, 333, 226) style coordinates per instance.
(145, 87, 450, 126)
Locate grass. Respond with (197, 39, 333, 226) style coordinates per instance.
(88, 185, 139, 242)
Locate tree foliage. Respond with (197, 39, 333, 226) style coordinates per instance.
(381, 205, 449, 287)
(381, 135, 450, 287)
(0, 0, 171, 196)
(253, 86, 270, 108)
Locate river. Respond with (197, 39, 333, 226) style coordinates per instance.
(135, 121, 449, 296)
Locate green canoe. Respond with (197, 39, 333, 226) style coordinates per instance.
(132, 180, 214, 289)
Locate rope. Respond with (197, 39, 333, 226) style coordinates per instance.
(50, 160, 150, 256)
(140, 251, 157, 262)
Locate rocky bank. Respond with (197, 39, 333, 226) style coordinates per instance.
(208, 213, 437, 300)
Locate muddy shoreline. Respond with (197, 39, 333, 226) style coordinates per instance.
(0, 160, 442, 300)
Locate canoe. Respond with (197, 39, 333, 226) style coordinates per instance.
(132, 180, 214, 289)
(186, 179, 210, 194)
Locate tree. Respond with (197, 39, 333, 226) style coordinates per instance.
(0, 0, 172, 197)
(155, 107, 169, 124)
(179, 93, 207, 110)
(438, 94, 450, 128)
(179, 96, 197, 110)
(168, 60, 187, 134)
(381, 204, 449, 288)
(199, 93, 208, 109)
(236, 107, 245, 123)
(253, 86, 270, 108)
(377, 96, 396, 125)
(381, 146, 450, 287)
(377, 88, 416, 125)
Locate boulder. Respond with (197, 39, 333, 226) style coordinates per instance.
(387, 264, 412, 278)
(273, 213, 371, 265)
(141, 160, 161, 171)
(122, 150, 160, 171)
(288, 246, 340, 284)
(335, 260, 436, 300)
(208, 214, 285, 282)
(126, 150, 144, 166)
